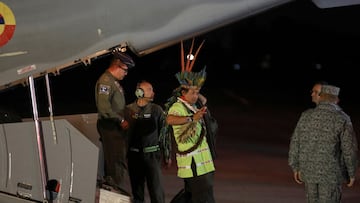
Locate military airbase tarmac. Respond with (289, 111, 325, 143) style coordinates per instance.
(161, 104, 360, 203)
(96, 94, 360, 203)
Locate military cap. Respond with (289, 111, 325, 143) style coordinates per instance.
(113, 51, 135, 69)
(321, 85, 340, 96)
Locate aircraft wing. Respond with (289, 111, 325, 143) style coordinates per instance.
(0, 0, 293, 91)
(312, 0, 360, 8)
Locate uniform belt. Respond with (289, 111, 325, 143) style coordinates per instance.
(129, 145, 160, 153)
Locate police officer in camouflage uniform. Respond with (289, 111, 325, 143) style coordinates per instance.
(288, 84, 358, 203)
(95, 51, 135, 194)
(125, 81, 171, 203)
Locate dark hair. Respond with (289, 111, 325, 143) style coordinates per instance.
(314, 80, 328, 85)
(180, 86, 190, 94)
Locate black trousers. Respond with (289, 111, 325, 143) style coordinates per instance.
(171, 159, 215, 203)
(97, 119, 128, 192)
(128, 150, 165, 203)
(185, 172, 215, 203)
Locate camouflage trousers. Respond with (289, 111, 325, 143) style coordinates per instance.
(305, 182, 342, 203)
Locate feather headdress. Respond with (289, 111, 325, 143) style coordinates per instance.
(175, 38, 206, 89)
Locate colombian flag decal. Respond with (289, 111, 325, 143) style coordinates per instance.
(0, 2, 16, 47)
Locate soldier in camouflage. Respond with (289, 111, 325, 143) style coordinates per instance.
(288, 84, 358, 203)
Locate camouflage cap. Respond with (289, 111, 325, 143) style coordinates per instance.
(321, 85, 340, 96)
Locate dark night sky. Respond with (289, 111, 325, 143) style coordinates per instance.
(1, 1, 360, 119)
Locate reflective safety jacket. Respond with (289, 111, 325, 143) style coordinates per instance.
(168, 100, 215, 178)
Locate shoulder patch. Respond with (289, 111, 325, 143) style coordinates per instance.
(99, 84, 111, 95)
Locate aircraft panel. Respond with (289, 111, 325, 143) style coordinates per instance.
(0, 122, 43, 201)
(0, 119, 98, 203)
(0, 0, 292, 90)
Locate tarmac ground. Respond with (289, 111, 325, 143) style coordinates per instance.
(97, 99, 360, 203)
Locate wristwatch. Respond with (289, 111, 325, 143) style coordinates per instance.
(186, 116, 193, 123)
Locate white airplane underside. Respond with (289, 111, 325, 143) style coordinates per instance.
(0, 0, 359, 202)
(1, 0, 360, 90)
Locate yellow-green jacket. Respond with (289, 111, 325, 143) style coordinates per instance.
(168, 100, 215, 178)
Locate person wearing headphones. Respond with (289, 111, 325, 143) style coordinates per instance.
(125, 80, 171, 203)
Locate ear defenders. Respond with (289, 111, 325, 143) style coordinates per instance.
(135, 87, 145, 98)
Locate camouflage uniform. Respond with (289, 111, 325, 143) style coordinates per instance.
(289, 102, 358, 203)
(95, 70, 128, 192)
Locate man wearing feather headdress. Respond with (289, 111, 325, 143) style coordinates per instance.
(166, 38, 216, 203)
